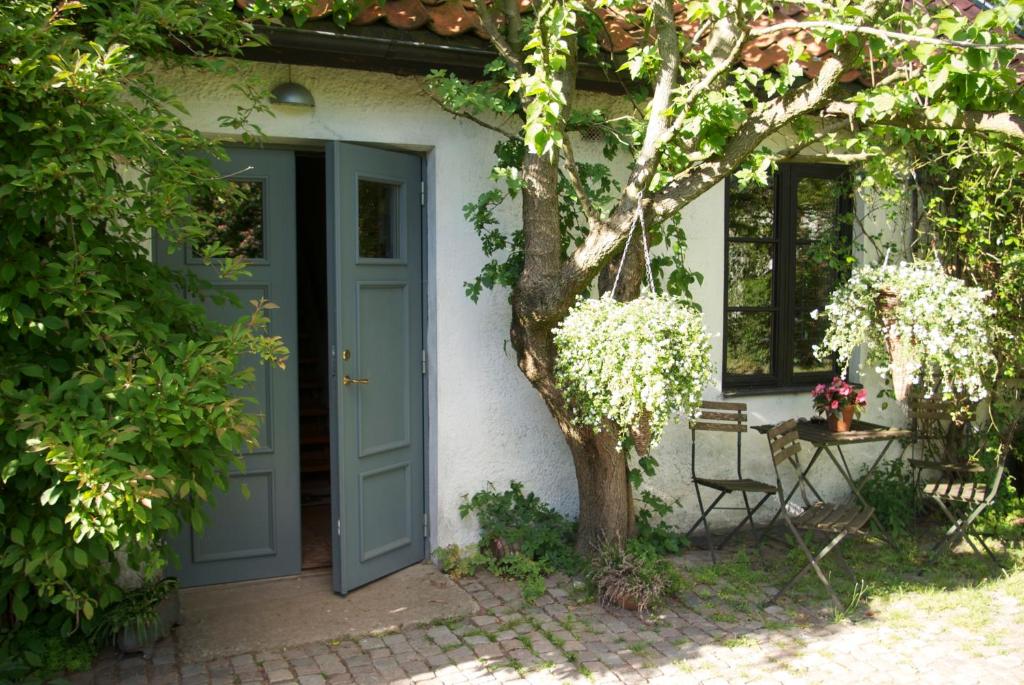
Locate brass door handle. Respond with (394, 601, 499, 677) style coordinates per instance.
(342, 375, 369, 385)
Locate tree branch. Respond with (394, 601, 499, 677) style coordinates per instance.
(424, 90, 518, 138)
(561, 136, 598, 228)
(750, 20, 1024, 52)
(822, 101, 1024, 139)
(472, 0, 525, 73)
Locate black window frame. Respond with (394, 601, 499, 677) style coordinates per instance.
(723, 162, 853, 393)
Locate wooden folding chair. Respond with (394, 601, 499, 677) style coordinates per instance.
(908, 397, 982, 483)
(685, 402, 776, 561)
(764, 419, 874, 609)
(923, 382, 1022, 571)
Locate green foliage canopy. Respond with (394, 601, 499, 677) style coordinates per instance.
(0, 0, 290, 656)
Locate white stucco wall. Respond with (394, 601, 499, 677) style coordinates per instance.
(162, 61, 911, 550)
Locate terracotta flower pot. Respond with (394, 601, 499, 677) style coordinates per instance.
(827, 405, 856, 432)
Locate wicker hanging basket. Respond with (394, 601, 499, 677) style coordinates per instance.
(875, 288, 916, 401)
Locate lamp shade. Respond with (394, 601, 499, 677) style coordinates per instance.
(270, 82, 315, 108)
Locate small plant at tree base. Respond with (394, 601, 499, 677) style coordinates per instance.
(859, 459, 923, 537)
(812, 377, 867, 419)
(814, 261, 996, 403)
(458, 482, 582, 601)
(635, 490, 690, 555)
(553, 291, 713, 450)
(588, 538, 685, 615)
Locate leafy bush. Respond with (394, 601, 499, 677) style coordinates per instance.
(635, 490, 689, 555)
(460, 481, 581, 574)
(859, 459, 923, 536)
(456, 482, 581, 601)
(0, 622, 97, 684)
(0, 0, 286, 673)
(553, 292, 713, 448)
(589, 538, 685, 615)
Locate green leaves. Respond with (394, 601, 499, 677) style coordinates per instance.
(0, 0, 289, 666)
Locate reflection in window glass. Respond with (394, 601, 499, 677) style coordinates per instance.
(726, 311, 773, 376)
(727, 242, 774, 308)
(793, 309, 832, 374)
(727, 177, 774, 238)
(359, 180, 398, 259)
(796, 177, 843, 241)
(193, 180, 265, 259)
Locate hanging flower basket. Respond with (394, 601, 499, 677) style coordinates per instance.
(553, 292, 713, 450)
(814, 261, 996, 403)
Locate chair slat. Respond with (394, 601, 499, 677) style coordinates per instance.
(700, 400, 747, 411)
(767, 419, 798, 439)
(697, 410, 748, 422)
(771, 441, 801, 465)
(691, 421, 746, 433)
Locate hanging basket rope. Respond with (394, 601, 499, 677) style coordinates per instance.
(554, 200, 713, 451)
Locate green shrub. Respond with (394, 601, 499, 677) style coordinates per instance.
(588, 538, 685, 614)
(635, 490, 690, 555)
(460, 481, 582, 574)
(860, 459, 922, 536)
(457, 482, 582, 601)
(0, 0, 286, 675)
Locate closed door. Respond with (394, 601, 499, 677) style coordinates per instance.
(156, 147, 301, 586)
(326, 142, 425, 594)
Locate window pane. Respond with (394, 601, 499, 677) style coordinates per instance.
(795, 176, 845, 241)
(359, 180, 398, 259)
(795, 244, 834, 310)
(793, 309, 831, 374)
(727, 177, 774, 238)
(726, 311, 773, 376)
(727, 242, 773, 307)
(193, 180, 264, 259)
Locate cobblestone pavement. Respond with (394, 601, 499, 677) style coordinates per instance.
(69, 551, 1024, 685)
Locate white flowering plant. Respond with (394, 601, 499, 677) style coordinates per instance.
(553, 292, 713, 450)
(813, 261, 996, 402)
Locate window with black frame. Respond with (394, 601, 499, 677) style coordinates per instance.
(724, 163, 853, 391)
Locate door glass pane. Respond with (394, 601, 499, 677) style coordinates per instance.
(795, 176, 845, 241)
(728, 176, 774, 238)
(726, 311, 773, 376)
(358, 180, 399, 259)
(793, 309, 831, 374)
(727, 242, 773, 307)
(192, 179, 265, 259)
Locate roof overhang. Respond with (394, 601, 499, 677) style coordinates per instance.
(245, 22, 628, 94)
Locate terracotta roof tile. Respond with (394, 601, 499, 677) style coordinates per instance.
(247, 0, 1004, 84)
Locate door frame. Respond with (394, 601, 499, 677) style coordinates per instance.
(323, 141, 431, 594)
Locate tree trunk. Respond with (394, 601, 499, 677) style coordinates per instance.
(509, 299, 635, 555)
(512, 138, 638, 555)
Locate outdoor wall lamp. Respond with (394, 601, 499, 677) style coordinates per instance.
(270, 81, 315, 108)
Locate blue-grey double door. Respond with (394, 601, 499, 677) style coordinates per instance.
(158, 143, 424, 593)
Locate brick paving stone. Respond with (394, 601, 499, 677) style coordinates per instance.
(70, 547, 1024, 685)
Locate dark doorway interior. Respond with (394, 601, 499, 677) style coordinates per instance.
(295, 151, 331, 570)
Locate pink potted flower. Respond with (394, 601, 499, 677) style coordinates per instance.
(811, 377, 867, 432)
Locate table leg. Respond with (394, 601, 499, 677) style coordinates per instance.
(830, 443, 895, 547)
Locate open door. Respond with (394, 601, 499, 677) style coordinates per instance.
(326, 142, 425, 594)
(156, 147, 302, 586)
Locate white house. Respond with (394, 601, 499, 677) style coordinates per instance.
(158, 1, 914, 594)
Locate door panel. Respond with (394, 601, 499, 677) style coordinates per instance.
(155, 147, 301, 586)
(327, 142, 424, 594)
